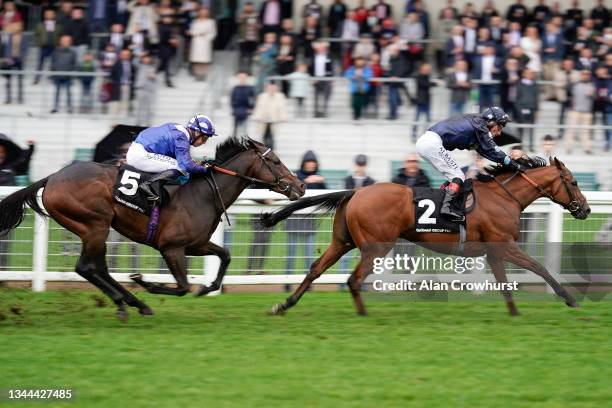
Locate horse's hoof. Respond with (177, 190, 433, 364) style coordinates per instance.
(139, 306, 154, 316)
(268, 303, 285, 316)
(566, 299, 579, 308)
(116, 309, 129, 322)
(129, 273, 143, 282)
(194, 285, 209, 297)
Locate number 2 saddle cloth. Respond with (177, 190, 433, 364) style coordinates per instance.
(113, 164, 179, 216)
(412, 179, 475, 234)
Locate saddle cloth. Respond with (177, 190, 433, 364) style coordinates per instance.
(113, 164, 178, 216)
(412, 179, 474, 234)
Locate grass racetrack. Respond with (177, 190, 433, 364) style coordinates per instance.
(0, 290, 611, 407)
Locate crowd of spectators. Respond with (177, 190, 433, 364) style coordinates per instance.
(234, 0, 611, 152)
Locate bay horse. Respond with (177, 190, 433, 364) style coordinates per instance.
(261, 157, 591, 316)
(0, 137, 305, 320)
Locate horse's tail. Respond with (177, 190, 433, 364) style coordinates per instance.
(0, 177, 49, 234)
(260, 190, 356, 228)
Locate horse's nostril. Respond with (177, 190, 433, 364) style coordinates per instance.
(587, 208, 591, 214)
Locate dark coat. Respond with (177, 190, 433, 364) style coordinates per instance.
(287, 150, 326, 234)
(62, 18, 90, 46)
(231, 84, 256, 120)
(414, 73, 437, 106)
(327, 2, 347, 36)
(392, 168, 431, 188)
(110, 59, 135, 101)
(447, 72, 471, 104)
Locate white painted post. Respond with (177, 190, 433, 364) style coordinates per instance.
(203, 221, 224, 296)
(32, 213, 49, 292)
(545, 202, 564, 294)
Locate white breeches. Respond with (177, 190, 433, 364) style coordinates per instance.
(415, 131, 465, 182)
(125, 142, 183, 173)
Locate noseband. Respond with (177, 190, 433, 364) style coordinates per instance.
(495, 168, 582, 215)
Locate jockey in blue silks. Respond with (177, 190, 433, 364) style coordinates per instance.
(126, 114, 217, 201)
(416, 107, 524, 221)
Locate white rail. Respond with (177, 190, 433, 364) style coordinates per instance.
(0, 187, 611, 291)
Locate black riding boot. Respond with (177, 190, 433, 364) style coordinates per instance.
(139, 170, 180, 201)
(440, 187, 464, 222)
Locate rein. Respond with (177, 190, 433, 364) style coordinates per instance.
(495, 168, 581, 214)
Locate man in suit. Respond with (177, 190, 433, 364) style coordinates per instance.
(541, 21, 564, 99)
(310, 41, 333, 117)
(472, 45, 501, 108)
(110, 48, 134, 116)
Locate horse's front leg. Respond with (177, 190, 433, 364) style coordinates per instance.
(486, 254, 519, 316)
(189, 242, 231, 297)
(130, 247, 190, 296)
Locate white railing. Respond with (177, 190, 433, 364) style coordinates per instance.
(0, 187, 611, 291)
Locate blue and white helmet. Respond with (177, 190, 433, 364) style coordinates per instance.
(481, 107, 510, 127)
(186, 114, 217, 137)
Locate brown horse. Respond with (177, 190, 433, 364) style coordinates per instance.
(0, 137, 305, 320)
(261, 157, 591, 316)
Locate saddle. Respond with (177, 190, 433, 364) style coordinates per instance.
(412, 179, 475, 234)
(113, 164, 180, 216)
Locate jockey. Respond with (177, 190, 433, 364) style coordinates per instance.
(415, 107, 523, 221)
(126, 114, 217, 201)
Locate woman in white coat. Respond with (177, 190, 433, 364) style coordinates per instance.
(519, 25, 542, 74)
(189, 8, 217, 81)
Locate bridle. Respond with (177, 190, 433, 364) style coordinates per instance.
(211, 147, 293, 192)
(495, 168, 582, 215)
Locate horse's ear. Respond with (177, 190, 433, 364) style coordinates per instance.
(553, 157, 562, 169)
(548, 156, 555, 166)
(245, 137, 258, 148)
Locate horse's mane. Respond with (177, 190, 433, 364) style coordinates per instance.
(485, 156, 548, 177)
(214, 135, 261, 164)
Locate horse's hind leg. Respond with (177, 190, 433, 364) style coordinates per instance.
(270, 240, 351, 315)
(130, 248, 190, 296)
(348, 242, 395, 316)
(487, 254, 519, 316)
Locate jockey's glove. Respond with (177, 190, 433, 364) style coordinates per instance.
(509, 160, 526, 172)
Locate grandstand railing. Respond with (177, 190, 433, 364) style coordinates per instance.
(0, 187, 611, 292)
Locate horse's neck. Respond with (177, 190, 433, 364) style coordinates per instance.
(200, 157, 253, 209)
(502, 167, 557, 208)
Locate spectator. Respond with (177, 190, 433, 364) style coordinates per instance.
(564, 0, 583, 42)
(34, 9, 62, 85)
(189, 7, 216, 81)
(78, 51, 95, 113)
(108, 23, 126, 51)
(285, 150, 326, 292)
(50, 35, 77, 113)
(110, 48, 134, 116)
(463, 153, 487, 179)
(259, 0, 282, 38)
(445, 25, 464, 68)
(276, 33, 297, 95)
(462, 17, 478, 64)
(488, 15, 504, 43)
(1, 21, 26, 104)
(500, 57, 521, 118)
(128, 24, 149, 61)
(302, 0, 323, 22)
(507, 21, 522, 47)
(566, 70, 595, 154)
(134, 53, 156, 126)
(439, 0, 459, 20)
(593, 66, 611, 150)
(0, 135, 34, 271)
(230, 71, 256, 137)
(576, 48, 596, 72)
(412, 63, 437, 139)
(345, 56, 372, 120)
(506, 0, 529, 28)
(88, 0, 110, 33)
(537, 134, 558, 160)
(63, 8, 90, 63)
(590, 0, 610, 32)
(460, 2, 479, 20)
(56, 1, 74, 27)
(255, 32, 277, 91)
(366, 53, 383, 118)
(531, 0, 551, 30)
(238, 2, 259, 71)
(541, 21, 564, 100)
(412, 0, 430, 39)
(352, 34, 375, 62)
(0, 1, 22, 30)
(127, 0, 159, 45)
(340, 10, 359, 65)
(515, 68, 539, 151)
(554, 58, 580, 137)
(327, 0, 347, 38)
(300, 15, 321, 63)
(345, 154, 376, 189)
(510, 144, 524, 159)
(436, 8, 459, 73)
(157, 15, 177, 87)
(392, 154, 431, 188)
(286, 63, 310, 116)
(480, 0, 499, 27)
(310, 41, 333, 117)
(519, 25, 542, 73)
(472, 45, 501, 108)
(372, 0, 392, 22)
(252, 82, 288, 149)
(385, 43, 406, 120)
(447, 59, 471, 116)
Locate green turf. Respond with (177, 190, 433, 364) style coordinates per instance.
(0, 290, 610, 408)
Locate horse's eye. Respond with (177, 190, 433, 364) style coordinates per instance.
(571, 181, 578, 186)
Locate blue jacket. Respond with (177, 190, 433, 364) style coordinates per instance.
(344, 66, 372, 93)
(428, 114, 510, 164)
(135, 123, 208, 174)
